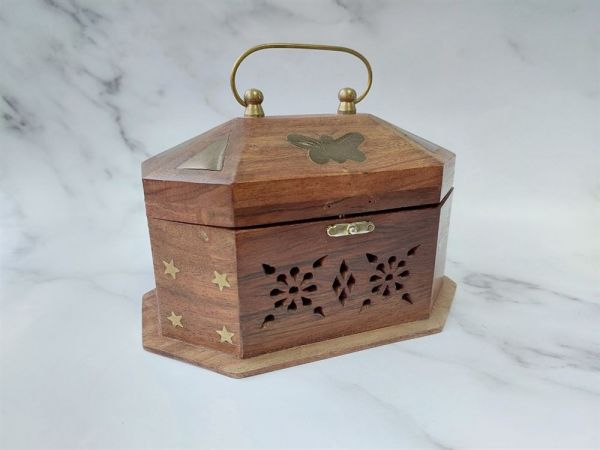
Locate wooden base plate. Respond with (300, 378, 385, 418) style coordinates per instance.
(142, 276, 456, 378)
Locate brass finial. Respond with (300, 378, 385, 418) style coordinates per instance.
(337, 87, 357, 114)
(244, 88, 264, 118)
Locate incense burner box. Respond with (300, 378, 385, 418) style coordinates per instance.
(141, 44, 456, 377)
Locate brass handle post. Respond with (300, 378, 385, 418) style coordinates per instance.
(230, 43, 372, 117)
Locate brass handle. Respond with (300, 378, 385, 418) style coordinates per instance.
(230, 43, 373, 117)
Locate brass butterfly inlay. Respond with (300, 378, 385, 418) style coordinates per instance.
(287, 132, 366, 164)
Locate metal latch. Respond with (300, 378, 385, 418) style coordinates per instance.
(326, 221, 375, 237)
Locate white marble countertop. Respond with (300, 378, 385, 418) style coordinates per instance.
(1, 1, 598, 449)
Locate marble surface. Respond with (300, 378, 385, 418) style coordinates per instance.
(1, 1, 599, 449)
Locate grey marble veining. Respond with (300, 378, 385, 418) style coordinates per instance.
(1, 1, 599, 449)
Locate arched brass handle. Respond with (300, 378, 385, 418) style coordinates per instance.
(230, 43, 373, 117)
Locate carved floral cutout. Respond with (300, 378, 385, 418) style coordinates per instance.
(259, 245, 421, 329)
(261, 257, 327, 327)
(366, 245, 420, 305)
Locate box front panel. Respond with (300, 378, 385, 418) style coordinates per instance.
(236, 205, 442, 357)
(148, 218, 240, 356)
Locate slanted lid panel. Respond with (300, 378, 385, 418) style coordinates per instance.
(142, 118, 242, 184)
(233, 114, 445, 183)
(368, 115, 455, 199)
(228, 114, 453, 226)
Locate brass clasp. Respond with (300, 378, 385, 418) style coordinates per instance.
(326, 221, 375, 237)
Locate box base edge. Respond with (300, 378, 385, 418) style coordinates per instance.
(142, 276, 457, 378)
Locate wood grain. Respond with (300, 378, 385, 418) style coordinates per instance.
(142, 114, 455, 227)
(147, 218, 241, 356)
(142, 112, 456, 366)
(142, 276, 456, 378)
(235, 197, 448, 357)
(146, 193, 451, 358)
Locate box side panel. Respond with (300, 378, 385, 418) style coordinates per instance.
(236, 206, 440, 357)
(432, 192, 453, 306)
(147, 218, 240, 356)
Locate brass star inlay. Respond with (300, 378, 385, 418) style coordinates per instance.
(163, 259, 180, 279)
(216, 326, 234, 344)
(211, 271, 230, 291)
(166, 311, 183, 328)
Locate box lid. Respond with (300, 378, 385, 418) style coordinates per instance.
(143, 43, 455, 228)
(142, 113, 454, 227)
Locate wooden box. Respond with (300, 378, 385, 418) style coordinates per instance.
(141, 45, 456, 377)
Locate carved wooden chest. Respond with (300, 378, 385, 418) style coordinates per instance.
(141, 44, 456, 377)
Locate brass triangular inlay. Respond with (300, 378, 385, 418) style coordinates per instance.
(177, 135, 229, 171)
